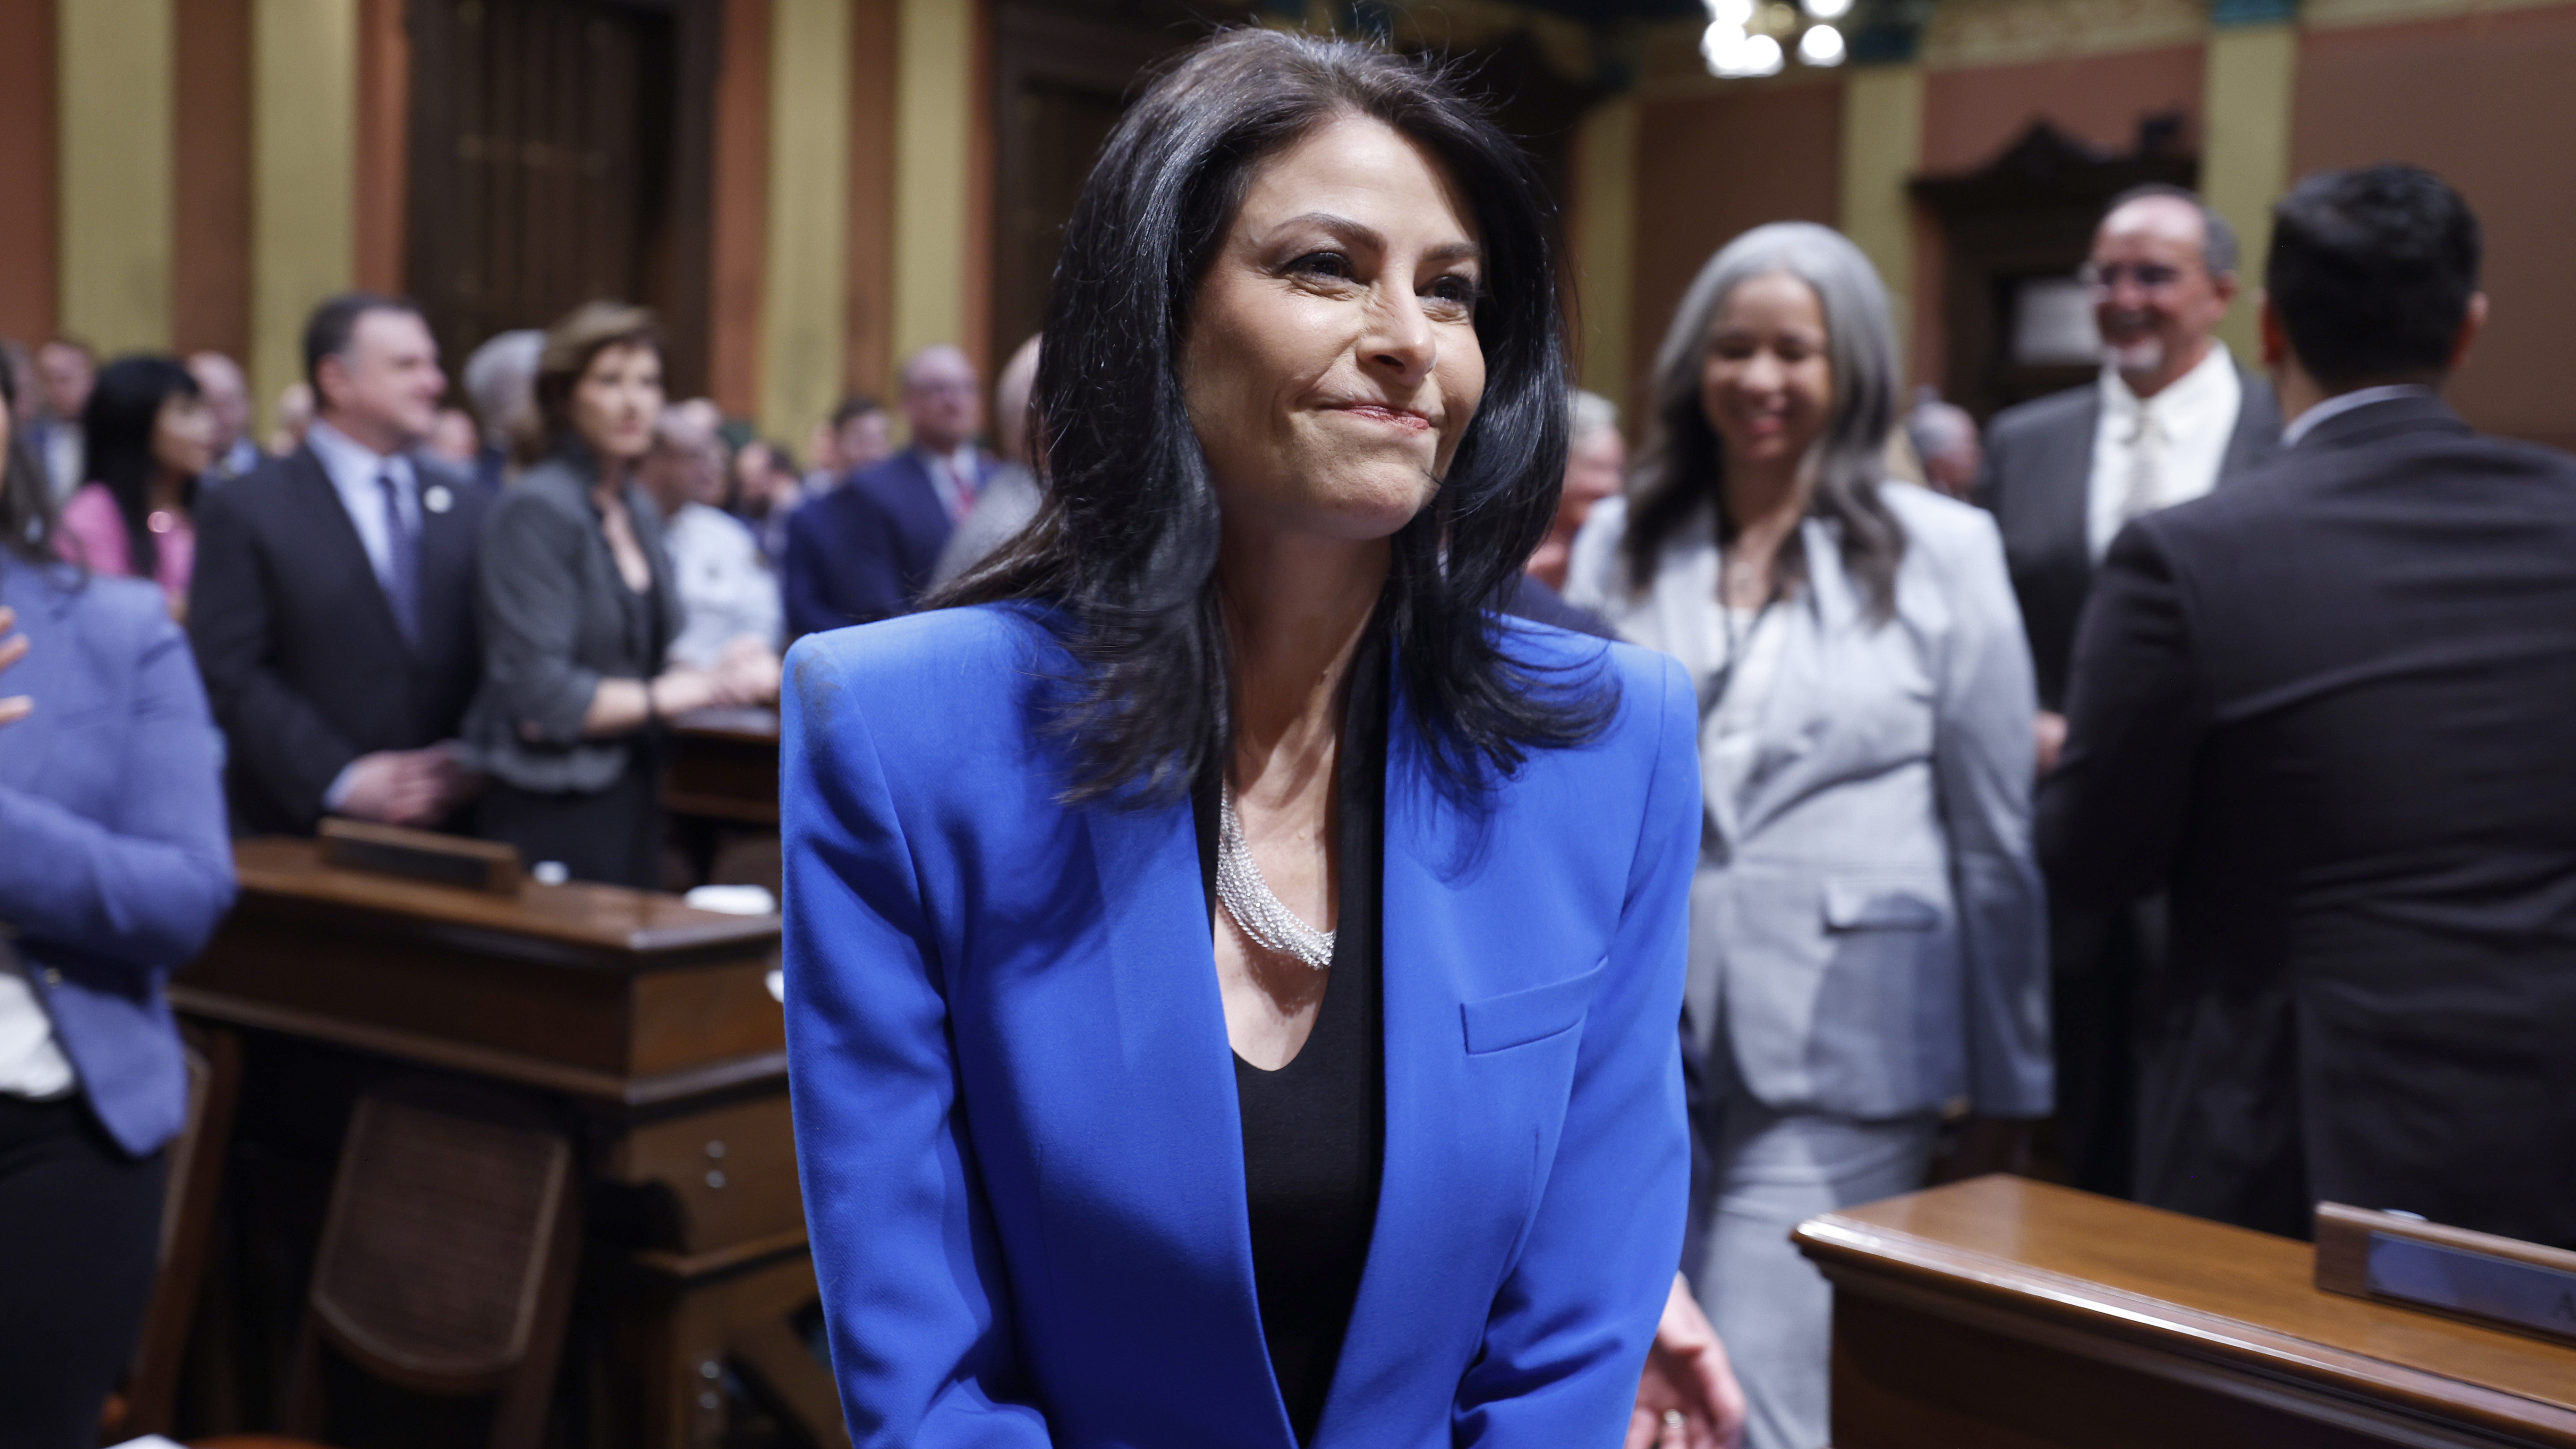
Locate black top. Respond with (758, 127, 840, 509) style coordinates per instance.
(1194, 630, 1387, 1446)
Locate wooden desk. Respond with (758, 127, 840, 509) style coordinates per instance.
(176, 839, 843, 1449)
(1797, 1176, 2576, 1448)
(664, 707, 781, 828)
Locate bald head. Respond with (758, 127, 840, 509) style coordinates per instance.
(901, 344, 982, 455)
(2089, 189, 2240, 397)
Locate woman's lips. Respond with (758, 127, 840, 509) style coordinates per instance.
(1326, 403, 1433, 432)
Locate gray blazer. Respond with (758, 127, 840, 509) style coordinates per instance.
(1567, 483, 2051, 1119)
(464, 455, 685, 794)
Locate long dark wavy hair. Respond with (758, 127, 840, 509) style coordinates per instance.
(939, 28, 1608, 804)
(82, 356, 202, 579)
(0, 347, 59, 565)
(1619, 222, 1906, 619)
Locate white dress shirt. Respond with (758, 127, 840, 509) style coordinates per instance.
(0, 952, 75, 1100)
(304, 418, 422, 591)
(663, 503, 783, 670)
(2086, 340, 2244, 560)
(2279, 384, 2434, 449)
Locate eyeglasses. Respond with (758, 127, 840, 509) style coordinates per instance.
(2079, 261, 2194, 294)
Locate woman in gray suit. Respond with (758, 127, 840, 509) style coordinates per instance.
(467, 303, 778, 886)
(1568, 223, 2047, 1449)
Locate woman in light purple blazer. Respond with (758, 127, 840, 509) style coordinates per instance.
(0, 348, 236, 1448)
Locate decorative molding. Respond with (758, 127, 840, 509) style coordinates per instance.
(2303, 0, 2571, 28)
(2209, 0, 2299, 23)
(759, 0, 850, 441)
(1920, 0, 2208, 68)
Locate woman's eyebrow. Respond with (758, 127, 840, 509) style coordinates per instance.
(1263, 213, 1481, 265)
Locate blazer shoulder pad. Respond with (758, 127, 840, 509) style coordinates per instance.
(1986, 384, 2097, 444)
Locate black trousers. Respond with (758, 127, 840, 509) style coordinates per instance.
(2049, 896, 2162, 1199)
(0, 1093, 167, 1449)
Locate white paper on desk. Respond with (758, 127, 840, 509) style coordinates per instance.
(685, 884, 777, 917)
(111, 1438, 188, 1449)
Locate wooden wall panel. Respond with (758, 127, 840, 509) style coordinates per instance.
(353, 0, 407, 297)
(176, 0, 254, 361)
(1629, 79, 1844, 410)
(2292, 4, 2576, 451)
(0, 0, 59, 347)
(708, 0, 771, 418)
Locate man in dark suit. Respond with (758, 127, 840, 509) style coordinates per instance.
(1975, 185, 2281, 1198)
(2040, 166, 2576, 1248)
(190, 294, 490, 835)
(783, 344, 993, 636)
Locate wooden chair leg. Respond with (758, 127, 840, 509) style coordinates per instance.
(488, 1171, 583, 1449)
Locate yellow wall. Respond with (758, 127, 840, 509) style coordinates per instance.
(758, 0, 853, 440)
(1839, 63, 1925, 369)
(250, 0, 356, 426)
(889, 0, 975, 381)
(2201, 24, 2298, 359)
(1568, 96, 1639, 414)
(59, 0, 176, 354)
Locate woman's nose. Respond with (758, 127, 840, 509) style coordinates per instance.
(1362, 288, 1438, 385)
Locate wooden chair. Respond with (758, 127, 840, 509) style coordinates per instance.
(196, 1079, 581, 1449)
(100, 1022, 243, 1442)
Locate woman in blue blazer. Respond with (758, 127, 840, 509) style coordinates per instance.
(0, 352, 237, 1447)
(783, 31, 1697, 1449)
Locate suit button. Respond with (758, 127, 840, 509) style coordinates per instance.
(41, 968, 61, 987)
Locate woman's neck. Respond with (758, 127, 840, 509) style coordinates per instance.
(1719, 451, 1810, 558)
(146, 468, 189, 514)
(592, 455, 630, 502)
(1218, 525, 1387, 803)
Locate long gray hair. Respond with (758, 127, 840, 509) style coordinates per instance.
(1619, 221, 1906, 619)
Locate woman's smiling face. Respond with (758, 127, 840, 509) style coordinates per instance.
(1181, 113, 1487, 543)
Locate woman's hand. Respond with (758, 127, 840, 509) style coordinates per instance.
(1626, 1273, 1747, 1449)
(0, 605, 31, 731)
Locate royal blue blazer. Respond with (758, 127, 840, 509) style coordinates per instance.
(781, 603, 1698, 1449)
(0, 559, 235, 1155)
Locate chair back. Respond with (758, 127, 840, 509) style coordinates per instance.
(284, 1078, 580, 1449)
(111, 1022, 243, 1438)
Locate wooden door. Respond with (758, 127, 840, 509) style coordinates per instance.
(405, 0, 718, 397)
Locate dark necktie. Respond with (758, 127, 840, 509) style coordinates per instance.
(377, 469, 420, 643)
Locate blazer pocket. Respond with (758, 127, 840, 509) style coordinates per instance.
(1822, 876, 1945, 932)
(1462, 960, 1606, 1054)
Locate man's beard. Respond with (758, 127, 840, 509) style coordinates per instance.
(2106, 334, 2165, 382)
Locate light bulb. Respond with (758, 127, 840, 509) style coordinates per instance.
(1804, 0, 1853, 18)
(1706, 0, 1756, 24)
(1799, 22, 1847, 66)
(1706, 27, 1784, 78)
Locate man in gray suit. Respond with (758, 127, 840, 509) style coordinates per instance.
(1975, 185, 2279, 1199)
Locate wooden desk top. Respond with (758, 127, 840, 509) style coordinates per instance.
(1798, 1176, 2576, 1440)
(233, 838, 779, 959)
(671, 707, 780, 744)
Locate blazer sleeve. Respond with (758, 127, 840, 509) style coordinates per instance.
(1927, 512, 2053, 1118)
(187, 485, 363, 828)
(780, 638, 1053, 1449)
(0, 603, 236, 976)
(2036, 520, 2202, 908)
(477, 491, 609, 744)
(1455, 653, 1696, 1448)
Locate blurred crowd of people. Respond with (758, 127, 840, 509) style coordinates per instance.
(2, 141, 2570, 1449)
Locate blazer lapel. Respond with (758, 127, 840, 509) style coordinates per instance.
(1063, 795, 1293, 1447)
(2217, 366, 2282, 486)
(2037, 389, 2101, 581)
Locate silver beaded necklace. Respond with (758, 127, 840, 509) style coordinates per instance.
(1215, 783, 1335, 970)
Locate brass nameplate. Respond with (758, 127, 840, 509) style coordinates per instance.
(2318, 1202, 2576, 1344)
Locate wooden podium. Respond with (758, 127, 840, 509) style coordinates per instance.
(175, 838, 844, 1449)
(1797, 1176, 2576, 1448)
